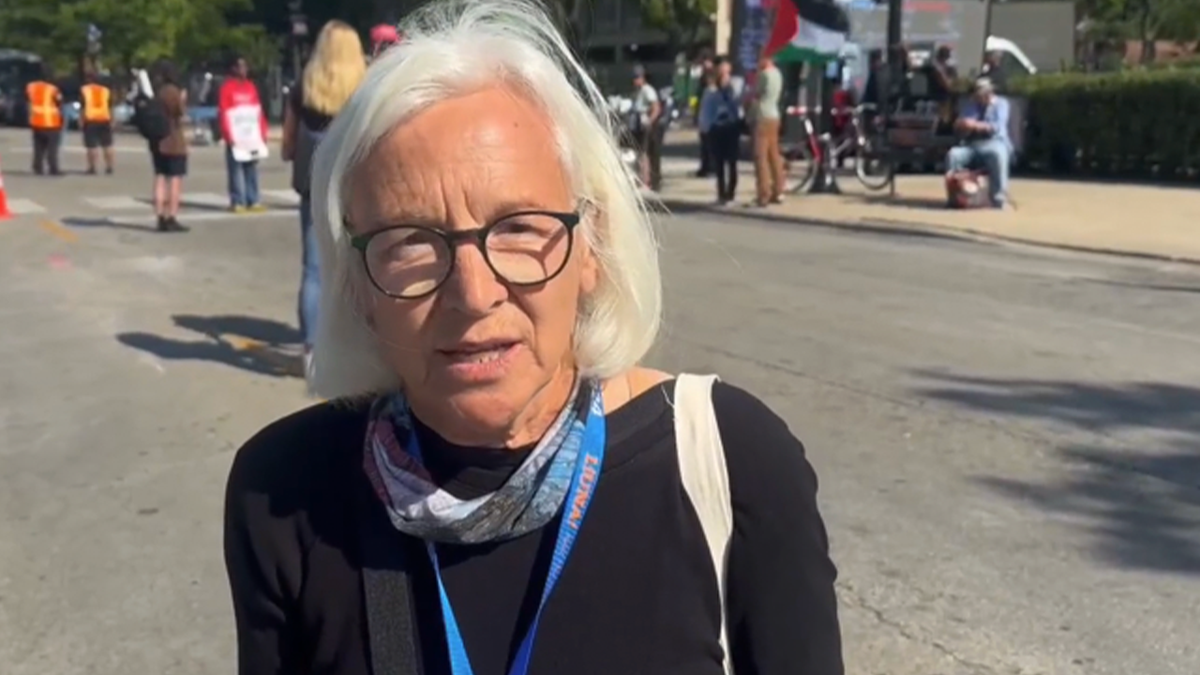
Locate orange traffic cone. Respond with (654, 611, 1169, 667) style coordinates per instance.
(0, 156, 11, 220)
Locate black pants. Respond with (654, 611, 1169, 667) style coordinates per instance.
(709, 124, 740, 201)
(32, 129, 62, 175)
(697, 131, 712, 175)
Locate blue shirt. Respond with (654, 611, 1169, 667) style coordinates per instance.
(699, 85, 741, 133)
(958, 95, 1011, 150)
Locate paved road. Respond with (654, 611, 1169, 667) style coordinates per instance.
(1, 130, 1198, 675)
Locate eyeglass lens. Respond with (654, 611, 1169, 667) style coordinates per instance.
(363, 213, 572, 297)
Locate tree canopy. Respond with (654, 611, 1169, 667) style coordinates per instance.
(0, 0, 281, 74)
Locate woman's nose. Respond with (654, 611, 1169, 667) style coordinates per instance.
(442, 243, 506, 314)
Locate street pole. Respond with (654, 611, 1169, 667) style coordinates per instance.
(715, 0, 732, 56)
(885, 0, 903, 197)
(288, 1, 307, 82)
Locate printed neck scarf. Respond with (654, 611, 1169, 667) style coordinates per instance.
(363, 377, 598, 545)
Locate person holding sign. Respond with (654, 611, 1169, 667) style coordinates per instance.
(218, 56, 270, 212)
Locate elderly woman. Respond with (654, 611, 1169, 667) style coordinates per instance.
(223, 1, 843, 674)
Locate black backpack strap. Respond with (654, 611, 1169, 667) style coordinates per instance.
(357, 480, 421, 675)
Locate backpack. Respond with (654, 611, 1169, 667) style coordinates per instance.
(133, 94, 170, 142)
(356, 374, 735, 675)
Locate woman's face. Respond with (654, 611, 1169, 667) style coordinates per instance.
(346, 87, 599, 444)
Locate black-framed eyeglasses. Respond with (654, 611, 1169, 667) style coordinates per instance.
(348, 209, 582, 299)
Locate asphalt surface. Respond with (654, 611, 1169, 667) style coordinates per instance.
(1, 126, 1198, 675)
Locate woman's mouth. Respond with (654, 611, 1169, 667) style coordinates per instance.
(442, 343, 516, 363)
(437, 341, 521, 380)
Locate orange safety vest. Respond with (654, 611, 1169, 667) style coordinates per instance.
(26, 81, 62, 130)
(81, 83, 112, 123)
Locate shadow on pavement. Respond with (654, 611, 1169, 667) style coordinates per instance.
(173, 314, 302, 345)
(911, 370, 1200, 574)
(115, 314, 303, 378)
(657, 198, 979, 245)
(1081, 278, 1200, 295)
(61, 216, 155, 233)
(135, 196, 230, 212)
(856, 194, 948, 211)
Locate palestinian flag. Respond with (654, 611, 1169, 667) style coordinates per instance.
(764, 0, 852, 64)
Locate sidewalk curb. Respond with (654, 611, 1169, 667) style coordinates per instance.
(653, 197, 1200, 267)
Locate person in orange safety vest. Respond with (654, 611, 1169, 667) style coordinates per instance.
(80, 72, 115, 174)
(26, 64, 64, 176)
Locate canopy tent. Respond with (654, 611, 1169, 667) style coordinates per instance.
(763, 0, 852, 64)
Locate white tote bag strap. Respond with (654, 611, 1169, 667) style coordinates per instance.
(673, 373, 734, 673)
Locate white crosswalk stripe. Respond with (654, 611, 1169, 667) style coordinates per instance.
(180, 191, 231, 209)
(104, 210, 296, 228)
(3, 189, 304, 218)
(84, 196, 148, 210)
(260, 189, 300, 205)
(8, 198, 47, 214)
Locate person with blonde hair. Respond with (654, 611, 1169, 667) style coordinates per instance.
(226, 1, 843, 673)
(281, 19, 366, 362)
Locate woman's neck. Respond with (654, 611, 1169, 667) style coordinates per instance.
(501, 366, 578, 448)
(408, 367, 672, 451)
(408, 366, 578, 450)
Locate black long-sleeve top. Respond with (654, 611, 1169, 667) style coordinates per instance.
(224, 379, 843, 675)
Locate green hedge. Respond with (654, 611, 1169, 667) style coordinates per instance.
(1007, 69, 1200, 180)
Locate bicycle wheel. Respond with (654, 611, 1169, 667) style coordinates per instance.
(855, 140, 894, 191)
(785, 140, 817, 194)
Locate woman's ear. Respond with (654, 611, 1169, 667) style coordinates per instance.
(577, 207, 603, 298)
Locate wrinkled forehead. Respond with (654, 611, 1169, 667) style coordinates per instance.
(344, 87, 573, 231)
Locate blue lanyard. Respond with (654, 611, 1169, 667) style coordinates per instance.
(424, 393, 607, 675)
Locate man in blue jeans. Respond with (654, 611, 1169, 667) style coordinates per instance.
(947, 77, 1011, 209)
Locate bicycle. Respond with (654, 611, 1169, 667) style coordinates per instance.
(782, 103, 894, 194)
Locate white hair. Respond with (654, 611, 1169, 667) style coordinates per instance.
(307, 0, 662, 399)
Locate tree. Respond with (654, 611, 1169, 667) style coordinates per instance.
(1076, 0, 1200, 64)
(637, 0, 717, 52)
(0, 0, 281, 73)
(541, 0, 594, 55)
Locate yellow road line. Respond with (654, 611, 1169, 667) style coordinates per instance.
(39, 219, 77, 243)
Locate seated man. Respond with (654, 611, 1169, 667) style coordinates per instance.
(946, 77, 1012, 209)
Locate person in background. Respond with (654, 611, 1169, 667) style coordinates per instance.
(696, 70, 717, 182)
(150, 60, 189, 232)
(26, 64, 63, 177)
(830, 79, 855, 169)
(751, 53, 785, 206)
(281, 19, 366, 373)
(631, 64, 662, 190)
(924, 45, 958, 131)
(926, 45, 958, 99)
(887, 43, 913, 101)
(947, 77, 1011, 209)
(370, 23, 402, 60)
(700, 57, 742, 205)
(861, 49, 884, 108)
(980, 51, 1008, 93)
(693, 53, 714, 177)
(80, 71, 115, 175)
(218, 55, 269, 213)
